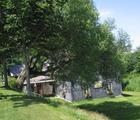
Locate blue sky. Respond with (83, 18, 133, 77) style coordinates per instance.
(94, 0, 140, 50)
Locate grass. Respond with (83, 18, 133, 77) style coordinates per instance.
(0, 84, 108, 120)
(0, 82, 140, 120)
(73, 92, 140, 120)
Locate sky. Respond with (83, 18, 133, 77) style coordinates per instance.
(94, 0, 140, 50)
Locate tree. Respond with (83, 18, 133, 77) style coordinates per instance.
(9, 0, 68, 95)
(1, 0, 129, 94)
(0, 0, 13, 87)
(128, 49, 140, 73)
(116, 29, 132, 52)
(12, 0, 100, 87)
(115, 29, 132, 75)
(47, 0, 100, 86)
(98, 21, 123, 80)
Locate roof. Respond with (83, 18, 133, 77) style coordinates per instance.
(24, 75, 55, 85)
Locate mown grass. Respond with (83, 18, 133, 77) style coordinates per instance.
(1, 82, 140, 120)
(0, 84, 108, 120)
(73, 91, 140, 120)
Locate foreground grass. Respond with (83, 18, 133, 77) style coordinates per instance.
(0, 85, 108, 120)
(1, 84, 140, 120)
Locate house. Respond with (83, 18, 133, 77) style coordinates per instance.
(56, 80, 122, 101)
(23, 76, 55, 96)
(23, 75, 122, 101)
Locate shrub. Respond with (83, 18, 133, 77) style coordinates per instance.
(122, 73, 140, 91)
(8, 77, 17, 88)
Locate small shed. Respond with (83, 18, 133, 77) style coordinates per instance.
(23, 76, 55, 96)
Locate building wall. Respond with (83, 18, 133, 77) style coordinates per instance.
(23, 80, 122, 101)
(90, 81, 122, 98)
(90, 87, 108, 98)
(112, 81, 122, 96)
(42, 83, 53, 95)
(72, 83, 85, 101)
(56, 82, 73, 101)
(23, 82, 54, 96)
(56, 82, 85, 101)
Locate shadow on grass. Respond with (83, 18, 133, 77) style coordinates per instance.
(76, 101, 140, 120)
(0, 86, 22, 93)
(0, 86, 4, 88)
(0, 93, 65, 107)
(0, 88, 66, 108)
(121, 93, 133, 97)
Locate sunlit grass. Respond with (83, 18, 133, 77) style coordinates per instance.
(0, 86, 108, 120)
(73, 91, 140, 120)
(1, 82, 140, 120)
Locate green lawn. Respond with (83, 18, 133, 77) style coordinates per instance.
(0, 83, 140, 120)
(73, 92, 140, 120)
(0, 85, 108, 120)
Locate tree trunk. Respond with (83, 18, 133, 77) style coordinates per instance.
(3, 59, 8, 87)
(24, 47, 32, 96)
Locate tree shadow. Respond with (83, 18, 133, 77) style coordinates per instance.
(0, 86, 4, 88)
(121, 93, 133, 97)
(0, 86, 22, 93)
(0, 91, 65, 108)
(76, 101, 140, 120)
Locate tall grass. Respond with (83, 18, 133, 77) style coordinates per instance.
(122, 72, 140, 91)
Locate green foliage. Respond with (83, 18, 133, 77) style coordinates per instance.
(115, 29, 132, 74)
(131, 49, 140, 72)
(8, 77, 17, 88)
(98, 21, 122, 79)
(116, 29, 132, 53)
(122, 73, 140, 91)
(0, 0, 130, 87)
(0, 0, 20, 87)
(123, 48, 140, 73)
(47, 0, 100, 84)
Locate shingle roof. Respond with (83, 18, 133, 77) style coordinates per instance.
(24, 75, 55, 85)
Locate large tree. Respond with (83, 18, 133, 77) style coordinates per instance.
(98, 21, 123, 80)
(8, 0, 68, 95)
(1, 0, 127, 94)
(11, 0, 100, 87)
(47, 0, 100, 86)
(0, 0, 16, 87)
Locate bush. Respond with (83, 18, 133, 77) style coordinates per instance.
(8, 77, 17, 88)
(122, 73, 140, 91)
